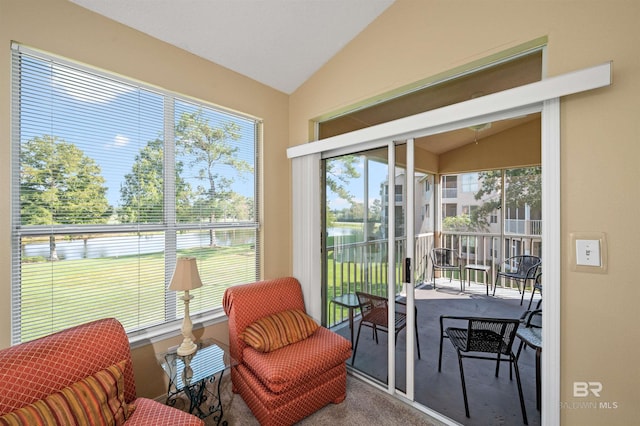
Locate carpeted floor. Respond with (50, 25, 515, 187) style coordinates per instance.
(201, 373, 443, 425)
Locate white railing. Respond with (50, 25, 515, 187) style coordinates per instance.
(439, 231, 542, 290)
(504, 219, 542, 236)
(442, 188, 457, 198)
(327, 232, 433, 327)
(326, 230, 541, 328)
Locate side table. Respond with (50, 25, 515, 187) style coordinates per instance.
(160, 338, 236, 425)
(464, 264, 492, 295)
(516, 327, 542, 411)
(331, 293, 360, 345)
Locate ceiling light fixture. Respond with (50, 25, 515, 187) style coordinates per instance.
(467, 92, 492, 141)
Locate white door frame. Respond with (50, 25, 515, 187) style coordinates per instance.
(288, 62, 611, 426)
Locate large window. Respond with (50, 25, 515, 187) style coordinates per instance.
(11, 45, 261, 344)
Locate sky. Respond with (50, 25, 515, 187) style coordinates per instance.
(326, 156, 390, 211)
(19, 54, 256, 208)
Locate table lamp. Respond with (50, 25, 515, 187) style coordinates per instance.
(169, 256, 203, 356)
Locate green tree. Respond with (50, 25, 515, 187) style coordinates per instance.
(325, 156, 362, 230)
(119, 138, 191, 223)
(325, 155, 361, 204)
(473, 167, 541, 228)
(20, 135, 110, 259)
(442, 214, 475, 232)
(215, 192, 253, 221)
(369, 198, 382, 222)
(175, 110, 252, 245)
(325, 207, 337, 228)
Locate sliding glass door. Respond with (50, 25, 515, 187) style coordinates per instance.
(324, 147, 391, 385)
(323, 141, 420, 396)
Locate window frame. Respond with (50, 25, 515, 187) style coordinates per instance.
(10, 43, 262, 345)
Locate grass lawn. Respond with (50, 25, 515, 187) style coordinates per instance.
(18, 245, 256, 342)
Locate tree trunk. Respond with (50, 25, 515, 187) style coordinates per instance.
(49, 235, 59, 261)
(209, 212, 217, 247)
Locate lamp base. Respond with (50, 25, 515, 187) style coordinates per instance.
(176, 339, 197, 356)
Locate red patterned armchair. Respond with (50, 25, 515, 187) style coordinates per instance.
(223, 277, 352, 426)
(0, 318, 203, 425)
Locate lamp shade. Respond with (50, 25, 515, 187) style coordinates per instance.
(169, 257, 203, 291)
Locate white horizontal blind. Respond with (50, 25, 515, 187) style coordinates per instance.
(11, 44, 260, 344)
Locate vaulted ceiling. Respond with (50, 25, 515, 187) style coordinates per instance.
(70, 0, 542, 154)
(69, 0, 396, 94)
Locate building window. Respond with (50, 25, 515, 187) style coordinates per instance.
(11, 44, 261, 344)
(461, 205, 479, 216)
(395, 184, 403, 203)
(442, 175, 457, 198)
(442, 203, 457, 218)
(424, 179, 432, 194)
(461, 172, 479, 192)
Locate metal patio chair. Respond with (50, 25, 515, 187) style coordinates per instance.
(438, 315, 528, 424)
(430, 248, 463, 291)
(352, 292, 421, 365)
(494, 255, 541, 305)
(527, 272, 543, 310)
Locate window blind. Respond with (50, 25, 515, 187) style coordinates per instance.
(11, 44, 260, 344)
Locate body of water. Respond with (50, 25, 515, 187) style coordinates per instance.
(23, 231, 254, 261)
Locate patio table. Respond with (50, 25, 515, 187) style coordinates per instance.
(517, 327, 542, 411)
(464, 264, 492, 295)
(331, 293, 359, 345)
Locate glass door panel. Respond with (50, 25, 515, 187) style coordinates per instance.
(323, 142, 424, 395)
(323, 146, 399, 385)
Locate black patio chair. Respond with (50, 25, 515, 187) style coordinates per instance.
(430, 248, 463, 291)
(494, 255, 541, 305)
(527, 272, 543, 310)
(438, 315, 528, 425)
(351, 291, 421, 365)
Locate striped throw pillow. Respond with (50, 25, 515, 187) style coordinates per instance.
(0, 360, 129, 426)
(240, 309, 319, 353)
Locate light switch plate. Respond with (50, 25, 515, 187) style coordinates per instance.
(576, 239, 601, 266)
(570, 232, 608, 273)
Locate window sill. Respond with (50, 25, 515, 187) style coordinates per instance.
(128, 308, 227, 350)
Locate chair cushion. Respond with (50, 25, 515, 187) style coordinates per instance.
(0, 360, 129, 426)
(242, 327, 351, 394)
(124, 398, 204, 426)
(240, 309, 319, 353)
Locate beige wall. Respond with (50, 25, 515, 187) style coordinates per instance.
(290, 0, 639, 424)
(439, 119, 542, 174)
(2, 0, 639, 422)
(0, 0, 291, 398)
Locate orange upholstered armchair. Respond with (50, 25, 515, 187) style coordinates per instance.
(0, 318, 203, 425)
(223, 277, 352, 426)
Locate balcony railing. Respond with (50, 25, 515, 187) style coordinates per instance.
(442, 188, 457, 198)
(326, 230, 541, 328)
(504, 219, 542, 235)
(327, 233, 433, 327)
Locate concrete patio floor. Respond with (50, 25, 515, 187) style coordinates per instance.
(332, 278, 542, 426)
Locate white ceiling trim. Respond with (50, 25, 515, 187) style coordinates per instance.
(286, 61, 612, 159)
